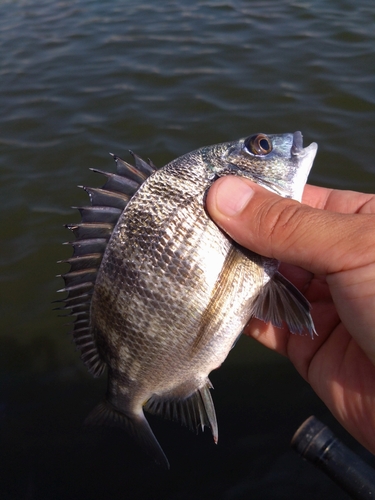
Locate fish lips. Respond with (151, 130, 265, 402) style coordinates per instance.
(292, 130, 318, 160)
(291, 130, 304, 155)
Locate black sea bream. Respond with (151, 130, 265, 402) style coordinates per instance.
(59, 132, 317, 468)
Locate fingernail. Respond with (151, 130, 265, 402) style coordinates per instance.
(214, 176, 255, 216)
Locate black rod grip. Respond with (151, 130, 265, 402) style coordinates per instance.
(291, 416, 375, 500)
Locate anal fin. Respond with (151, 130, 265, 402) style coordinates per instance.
(251, 271, 316, 338)
(144, 380, 218, 443)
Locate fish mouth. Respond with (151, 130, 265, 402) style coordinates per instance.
(291, 131, 303, 155)
(291, 131, 318, 159)
(290, 132, 318, 201)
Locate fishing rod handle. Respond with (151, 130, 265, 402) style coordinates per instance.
(291, 416, 375, 500)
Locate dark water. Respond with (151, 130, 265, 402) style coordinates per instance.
(1, 1, 375, 498)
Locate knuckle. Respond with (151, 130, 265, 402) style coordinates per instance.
(260, 198, 303, 245)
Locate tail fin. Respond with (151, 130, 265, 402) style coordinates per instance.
(85, 401, 170, 469)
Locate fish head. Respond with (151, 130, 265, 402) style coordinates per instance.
(215, 131, 317, 201)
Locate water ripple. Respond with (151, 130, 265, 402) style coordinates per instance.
(0, 0, 374, 357)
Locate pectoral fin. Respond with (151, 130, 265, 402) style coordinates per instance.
(251, 271, 316, 338)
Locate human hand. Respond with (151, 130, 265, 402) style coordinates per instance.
(206, 176, 375, 454)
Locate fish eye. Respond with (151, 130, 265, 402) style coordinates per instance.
(244, 134, 272, 156)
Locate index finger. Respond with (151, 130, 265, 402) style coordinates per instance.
(303, 185, 375, 214)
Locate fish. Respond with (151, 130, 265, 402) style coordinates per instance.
(58, 131, 317, 469)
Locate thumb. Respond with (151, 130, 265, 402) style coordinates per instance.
(206, 176, 372, 275)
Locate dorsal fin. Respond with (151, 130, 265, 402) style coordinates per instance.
(129, 150, 155, 176)
(57, 152, 157, 377)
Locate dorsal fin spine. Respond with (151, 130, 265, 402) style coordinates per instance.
(59, 151, 157, 376)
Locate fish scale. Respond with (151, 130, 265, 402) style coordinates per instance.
(59, 132, 317, 468)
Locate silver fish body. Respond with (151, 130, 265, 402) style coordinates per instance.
(60, 132, 317, 468)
